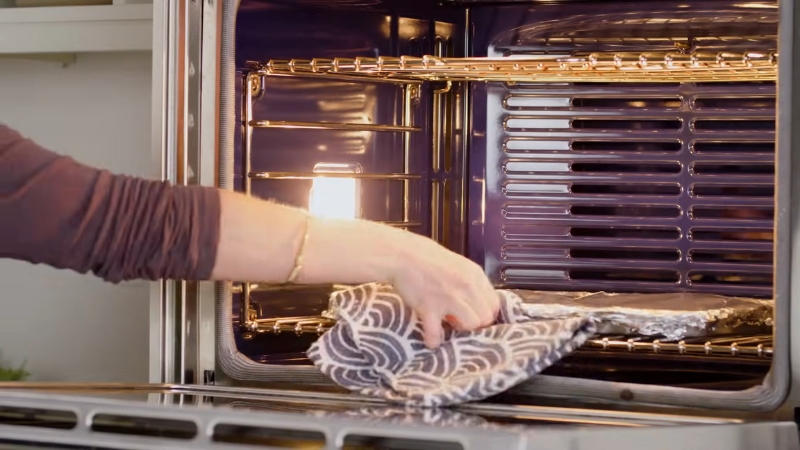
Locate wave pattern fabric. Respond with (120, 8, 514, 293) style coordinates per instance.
(307, 283, 596, 407)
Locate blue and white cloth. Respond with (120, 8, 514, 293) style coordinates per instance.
(307, 283, 595, 407)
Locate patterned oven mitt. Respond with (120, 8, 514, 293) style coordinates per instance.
(307, 283, 596, 407)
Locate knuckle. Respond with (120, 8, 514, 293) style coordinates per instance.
(464, 312, 482, 329)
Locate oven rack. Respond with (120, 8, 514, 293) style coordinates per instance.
(242, 72, 421, 231)
(247, 50, 778, 83)
(241, 71, 423, 326)
(244, 316, 773, 358)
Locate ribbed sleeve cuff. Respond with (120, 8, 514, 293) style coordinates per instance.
(192, 186, 222, 280)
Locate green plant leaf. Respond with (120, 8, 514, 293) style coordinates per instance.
(0, 363, 29, 381)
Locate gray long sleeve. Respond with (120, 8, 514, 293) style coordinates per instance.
(0, 124, 221, 282)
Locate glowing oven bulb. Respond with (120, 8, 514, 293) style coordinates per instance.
(308, 162, 361, 220)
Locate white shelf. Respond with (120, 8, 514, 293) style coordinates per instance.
(0, 4, 153, 55)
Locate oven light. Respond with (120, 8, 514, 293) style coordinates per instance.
(308, 162, 361, 220)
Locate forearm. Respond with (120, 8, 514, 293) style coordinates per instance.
(210, 190, 401, 284)
(209, 193, 502, 350)
(0, 125, 220, 282)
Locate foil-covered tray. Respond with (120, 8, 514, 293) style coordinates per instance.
(509, 290, 774, 341)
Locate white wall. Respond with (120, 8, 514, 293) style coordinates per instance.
(0, 52, 154, 382)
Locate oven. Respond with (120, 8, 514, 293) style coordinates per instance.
(204, 0, 790, 405)
(1, 0, 800, 448)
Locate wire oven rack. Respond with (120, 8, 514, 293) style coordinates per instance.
(245, 315, 773, 358)
(233, 284, 775, 359)
(246, 50, 778, 84)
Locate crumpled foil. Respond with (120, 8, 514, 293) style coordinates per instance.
(321, 286, 773, 342)
(509, 290, 774, 341)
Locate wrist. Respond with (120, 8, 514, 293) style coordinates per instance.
(363, 220, 412, 282)
(301, 217, 403, 285)
(353, 219, 410, 283)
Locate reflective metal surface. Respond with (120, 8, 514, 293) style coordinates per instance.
(0, 383, 746, 427)
(0, 384, 797, 450)
(149, 0, 181, 385)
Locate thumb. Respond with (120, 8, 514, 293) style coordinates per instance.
(421, 312, 444, 349)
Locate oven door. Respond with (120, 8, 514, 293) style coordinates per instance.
(0, 384, 796, 450)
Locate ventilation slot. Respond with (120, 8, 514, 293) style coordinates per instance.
(689, 249, 772, 264)
(571, 205, 680, 218)
(694, 97, 775, 110)
(505, 96, 571, 109)
(572, 97, 681, 108)
(0, 440, 114, 450)
(572, 119, 681, 130)
(692, 163, 774, 175)
(570, 248, 679, 261)
(692, 185, 774, 198)
(213, 424, 326, 448)
(691, 228, 773, 242)
(689, 272, 772, 287)
(572, 162, 682, 174)
(691, 206, 774, 220)
(342, 435, 464, 450)
(0, 405, 77, 430)
(572, 141, 682, 152)
(571, 183, 681, 196)
(693, 120, 774, 131)
(570, 269, 680, 283)
(692, 141, 774, 154)
(570, 227, 680, 240)
(90, 414, 197, 440)
(694, 81, 775, 88)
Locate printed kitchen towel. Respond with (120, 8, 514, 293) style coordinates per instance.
(307, 283, 596, 407)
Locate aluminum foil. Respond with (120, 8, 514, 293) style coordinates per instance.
(508, 290, 774, 341)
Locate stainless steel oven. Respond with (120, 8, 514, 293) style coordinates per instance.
(1, 0, 800, 448)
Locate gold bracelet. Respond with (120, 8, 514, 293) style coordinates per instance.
(286, 214, 311, 283)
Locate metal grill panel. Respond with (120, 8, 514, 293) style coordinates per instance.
(483, 81, 776, 297)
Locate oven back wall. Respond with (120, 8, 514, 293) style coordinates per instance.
(468, 0, 777, 296)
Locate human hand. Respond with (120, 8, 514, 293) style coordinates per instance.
(385, 229, 500, 349)
(223, 198, 502, 347)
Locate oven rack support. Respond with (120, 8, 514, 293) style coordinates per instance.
(240, 72, 422, 328)
(245, 315, 774, 358)
(246, 50, 778, 83)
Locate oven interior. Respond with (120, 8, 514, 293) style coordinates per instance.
(226, 0, 778, 394)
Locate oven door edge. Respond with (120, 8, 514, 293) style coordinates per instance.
(0, 386, 797, 450)
(149, 0, 219, 387)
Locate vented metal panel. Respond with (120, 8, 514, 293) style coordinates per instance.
(483, 81, 775, 297)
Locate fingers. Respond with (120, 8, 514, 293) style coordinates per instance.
(463, 278, 499, 327)
(392, 240, 502, 347)
(421, 312, 444, 349)
(421, 295, 493, 349)
(482, 284, 501, 324)
(470, 292, 497, 327)
(445, 299, 483, 331)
